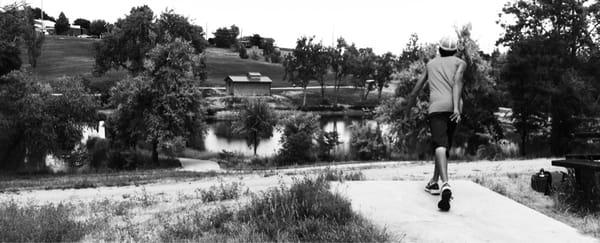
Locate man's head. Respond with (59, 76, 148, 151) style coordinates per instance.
(438, 35, 458, 57)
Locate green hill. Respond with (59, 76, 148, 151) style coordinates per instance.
(25, 36, 290, 87)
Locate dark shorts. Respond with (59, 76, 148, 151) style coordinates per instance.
(428, 112, 457, 155)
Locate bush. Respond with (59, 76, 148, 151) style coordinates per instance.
(105, 149, 181, 170)
(86, 137, 110, 168)
(270, 52, 282, 64)
(250, 49, 261, 60)
(275, 113, 321, 165)
(553, 171, 600, 213)
(0, 202, 87, 242)
(239, 45, 249, 59)
(196, 181, 244, 203)
(321, 168, 366, 182)
(350, 125, 388, 161)
(317, 131, 342, 161)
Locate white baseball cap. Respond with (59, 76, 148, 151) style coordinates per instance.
(439, 35, 458, 51)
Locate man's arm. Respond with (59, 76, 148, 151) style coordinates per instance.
(407, 69, 428, 107)
(450, 61, 466, 122)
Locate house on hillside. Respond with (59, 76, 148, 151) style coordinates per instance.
(224, 72, 272, 96)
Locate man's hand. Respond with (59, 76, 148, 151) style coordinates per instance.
(450, 108, 461, 123)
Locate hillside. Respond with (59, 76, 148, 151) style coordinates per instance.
(25, 36, 294, 87)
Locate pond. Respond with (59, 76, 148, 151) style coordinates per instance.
(203, 116, 388, 157)
(85, 117, 390, 158)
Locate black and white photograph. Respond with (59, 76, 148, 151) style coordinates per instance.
(1, 0, 599, 242)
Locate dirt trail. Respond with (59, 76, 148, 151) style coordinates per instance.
(1, 158, 563, 205)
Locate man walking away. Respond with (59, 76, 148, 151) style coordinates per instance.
(406, 35, 466, 211)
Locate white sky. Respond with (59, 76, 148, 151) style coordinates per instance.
(13, 0, 509, 54)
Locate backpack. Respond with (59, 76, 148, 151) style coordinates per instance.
(531, 169, 552, 195)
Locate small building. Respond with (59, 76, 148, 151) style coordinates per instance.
(225, 72, 272, 96)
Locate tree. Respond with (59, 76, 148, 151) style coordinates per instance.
(351, 48, 377, 100)
(329, 38, 358, 106)
(108, 38, 207, 165)
(398, 33, 421, 70)
(276, 113, 321, 165)
(89, 20, 108, 37)
(23, 7, 44, 68)
(234, 99, 277, 155)
(250, 34, 262, 47)
(54, 12, 70, 35)
(312, 43, 329, 104)
(73, 18, 90, 30)
(374, 52, 397, 100)
(0, 72, 99, 172)
(283, 36, 321, 107)
(94, 7, 207, 76)
(498, 0, 596, 155)
(32, 7, 55, 22)
(156, 9, 207, 53)
(213, 25, 239, 48)
(0, 4, 26, 75)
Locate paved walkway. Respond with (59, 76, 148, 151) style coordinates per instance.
(332, 180, 597, 243)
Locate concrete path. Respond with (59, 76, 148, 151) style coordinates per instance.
(177, 158, 222, 172)
(332, 180, 597, 243)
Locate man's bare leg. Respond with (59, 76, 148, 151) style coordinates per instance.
(435, 147, 449, 183)
(430, 156, 440, 183)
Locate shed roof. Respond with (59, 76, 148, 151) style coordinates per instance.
(225, 75, 272, 83)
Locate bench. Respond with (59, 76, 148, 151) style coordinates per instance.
(551, 129, 600, 201)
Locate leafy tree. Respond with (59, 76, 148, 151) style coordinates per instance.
(89, 20, 108, 37)
(0, 4, 26, 75)
(312, 43, 329, 104)
(374, 52, 397, 100)
(283, 36, 321, 107)
(234, 99, 277, 156)
(94, 6, 207, 76)
(54, 12, 70, 35)
(23, 7, 44, 68)
(239, 44, 249, 59)
(213, 25, 239, 48)
(316, 130, 342, 161)
(73, 18, 90, 30)
(398, 33, 421, 70)
(32, 7, 55, 22)
(0, 72, 99, 172)
(93, 5, 155, 76)
(156, 10, 207, 53)
(262, 38, 275, 56)
(250, 34, 262, 47)
(329, 38, 358, 106)
(350, 125, 387, 160)
(108, 38, 207, 165)
(276, 113, 320, 165)
(351, 48, 377, 100)
(498, 0, 597, 155)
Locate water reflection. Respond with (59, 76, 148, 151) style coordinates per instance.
(203, 117, 385, 157)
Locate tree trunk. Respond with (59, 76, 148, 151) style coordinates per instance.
(378, 87, 383, 100)
(321, 80, 326, 105)
(520, 131, 527, 156)
(303, 86, 307, 107)
(152, 140, 159, 166)
(253, 131, 258, 156)
(334, 78, 339, 106)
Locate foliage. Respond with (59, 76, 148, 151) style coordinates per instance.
(373, 52, 397, 100)
(316, 130, 342, 161)
(0, 4, 26, 75)
(73, 18, 90, 30)
(329, 38, 358, 106)
(0, 72, 99, 172)
(498, 0, 598, 155)
(54, 12, 70, 35)
(94, 6, 207, 76)
(233, 99, 277, 155)
(283, 36, 323, 107)
(0, 201, 87, 242)
(350, 125, 388, 161)
(107, 38, 207, 165)
(270, 48, 282, 63)
(89, 20, 108, 36)
(275, 113, 320, 165)
(196, 181, 243, 203)
(0, 42, 21, 76)
(250, 34, 262, 46)
(213, 25, 239, 48)
(377, 26, 501, 157)
(22, 7, 44, 68)
(31, 7, 55, 22)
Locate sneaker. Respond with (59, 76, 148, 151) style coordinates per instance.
(438, 183, 452, 212)
(424, 181, 440, 195)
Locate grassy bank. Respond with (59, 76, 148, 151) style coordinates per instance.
(0, 176, 391, 242)
(472, 173, 600, 238)
(0, 169, 222, 192)
(273, 87, 392, 108)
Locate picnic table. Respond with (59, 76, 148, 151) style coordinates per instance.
(551, 131, 600, 201)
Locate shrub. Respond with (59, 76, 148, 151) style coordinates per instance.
(86, 137, 110, 168)
(196, 181, 243, 203)
(553, 171, 600, 213)
(275, 113, 321, 165)
(321, 168, 366, 182)
(270, 51, 282, 64)
(250, 49, 261, 60)
(239, 45, 248, 59)
(0, 202, 87, 242)
(350, 125, 388, 161)
(316, 131, 342, 161)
